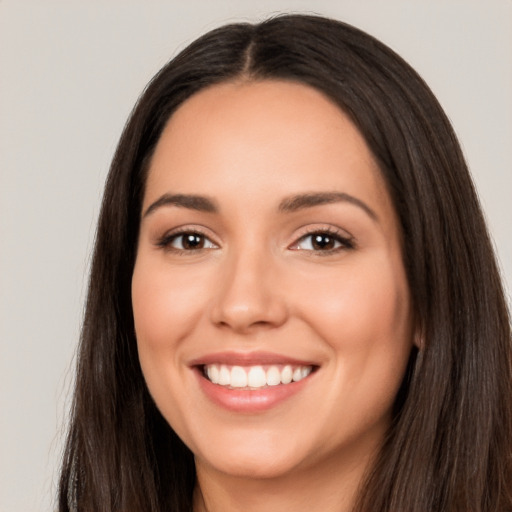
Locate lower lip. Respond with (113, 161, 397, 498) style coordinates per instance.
(194, 368, 313, 413)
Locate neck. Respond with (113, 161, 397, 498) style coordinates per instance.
(193, 448, 373, 512)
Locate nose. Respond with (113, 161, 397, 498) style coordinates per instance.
(209, 246, 288, 334)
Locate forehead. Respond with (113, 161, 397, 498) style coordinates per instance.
(144, 80, 394, 222)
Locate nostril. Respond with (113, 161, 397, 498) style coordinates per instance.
(210, 292, 288, 332)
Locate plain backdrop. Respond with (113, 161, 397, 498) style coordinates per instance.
(1, 1, 510, 511)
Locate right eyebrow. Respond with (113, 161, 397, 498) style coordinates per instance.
(142, 193, 218, 218)
(278, 191, 378, 222)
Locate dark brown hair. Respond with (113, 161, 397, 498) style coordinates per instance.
(59, 14, 512, 512)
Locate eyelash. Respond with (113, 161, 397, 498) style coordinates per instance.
(155, 227, 355, 254)
(291, 227, 355, 255)
(156, 228, 217, 254)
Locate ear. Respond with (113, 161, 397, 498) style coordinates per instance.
(412, 321, 424, 350)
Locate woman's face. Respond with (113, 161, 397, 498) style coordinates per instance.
(132, 80, 415, 480)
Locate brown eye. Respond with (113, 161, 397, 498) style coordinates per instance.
(180, 233, 205, 249)
(292, 231, 354, 252)
(311, 234, 336, 250)
(162, 232, 217, 251)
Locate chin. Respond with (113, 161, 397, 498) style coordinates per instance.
(192, 433, 306, 480)
(201, 455, 300, 480)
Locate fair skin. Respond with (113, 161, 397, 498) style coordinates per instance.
(132, 80, 415, 512)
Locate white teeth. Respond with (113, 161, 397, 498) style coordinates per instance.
(281, 365, 293, 384)
(266, 366, 281, 386)
(292, 367, 303, 382)
(203, 364, 313, 388)
(230, 366, 247, 388)
(218, 365, 231, 386)
(207, 365, 220, 384)
(247, 366, 266, 387)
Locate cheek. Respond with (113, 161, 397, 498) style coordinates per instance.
(297, 254, 413, 397)
(131, 257, 211, 432)
(305, 262, 410, 339)
(131, 259, 211, 352)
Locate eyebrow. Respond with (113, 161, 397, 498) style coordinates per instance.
(142, 191, 378, 222)
(278, 192, 378, 221)
(143, 193, 218, 217)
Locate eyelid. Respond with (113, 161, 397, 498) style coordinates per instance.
(289, 225, 355, 252)
(155, 225, 220, 251)
(153, 223, 354, 254)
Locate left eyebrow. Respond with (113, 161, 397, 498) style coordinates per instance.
(142, 193, 218, 218)
(278, 192, 378, 222)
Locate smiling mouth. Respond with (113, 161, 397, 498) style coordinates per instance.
(201, 364, 316, 389)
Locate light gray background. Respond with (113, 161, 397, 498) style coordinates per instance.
(1, 1, 510, 511)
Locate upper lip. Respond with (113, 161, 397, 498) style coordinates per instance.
(189, 351, 318, 367)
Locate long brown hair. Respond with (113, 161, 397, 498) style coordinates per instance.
(59, 14, 512, 512)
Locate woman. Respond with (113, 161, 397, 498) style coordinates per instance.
(58, 14, 512, 512)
